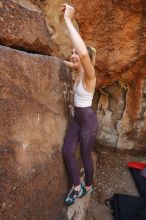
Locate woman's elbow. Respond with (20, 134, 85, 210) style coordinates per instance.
(80, 52, 88, 60)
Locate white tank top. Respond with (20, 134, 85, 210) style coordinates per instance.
(73, 76, 94, 107)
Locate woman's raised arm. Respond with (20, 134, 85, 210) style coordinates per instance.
(60, 4, 95, 80)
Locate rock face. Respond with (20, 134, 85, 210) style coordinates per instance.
(0, 0, 56, 55)
(71, 0, 146, 150)
(33, 0, 146, 150)
(0, 45, 72, 219)
(38, 0, 79, 57)
(0, 0, 146, 219)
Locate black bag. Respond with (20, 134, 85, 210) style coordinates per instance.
(105, 194, 146, 220)
(129, 168, 146, 199)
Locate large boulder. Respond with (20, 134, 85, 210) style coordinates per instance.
(0, 0, 56, 55)
(71, 0, 146, 150)
(30, 0, 146, 150)
(0, 45, 72, 219)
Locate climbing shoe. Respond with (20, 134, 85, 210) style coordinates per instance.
(80, 183, 94, 195)
(85, 185, 94, 195)
(65, 184, 86, 206)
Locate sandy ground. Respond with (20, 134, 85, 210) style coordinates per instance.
(85, 147, 146, 220)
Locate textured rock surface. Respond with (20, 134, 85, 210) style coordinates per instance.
(38, 0, 79, 57)
(0, 45, 72, 219)
(23, 0, 146, 150)
(0, 0, 56, 55)
(71, 0, 146, 150)
(0, 0, 146, 219)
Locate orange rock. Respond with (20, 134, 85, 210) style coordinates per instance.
(71, 0, 146, 150)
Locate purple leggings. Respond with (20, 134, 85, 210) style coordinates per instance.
(62, 106, 99, 187)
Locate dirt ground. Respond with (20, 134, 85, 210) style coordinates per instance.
(85, 146, 146, 220)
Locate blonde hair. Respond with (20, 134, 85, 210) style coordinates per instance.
(86, 46, 96, 65)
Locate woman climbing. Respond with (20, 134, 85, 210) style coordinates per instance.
(60, 3, 99, 206)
